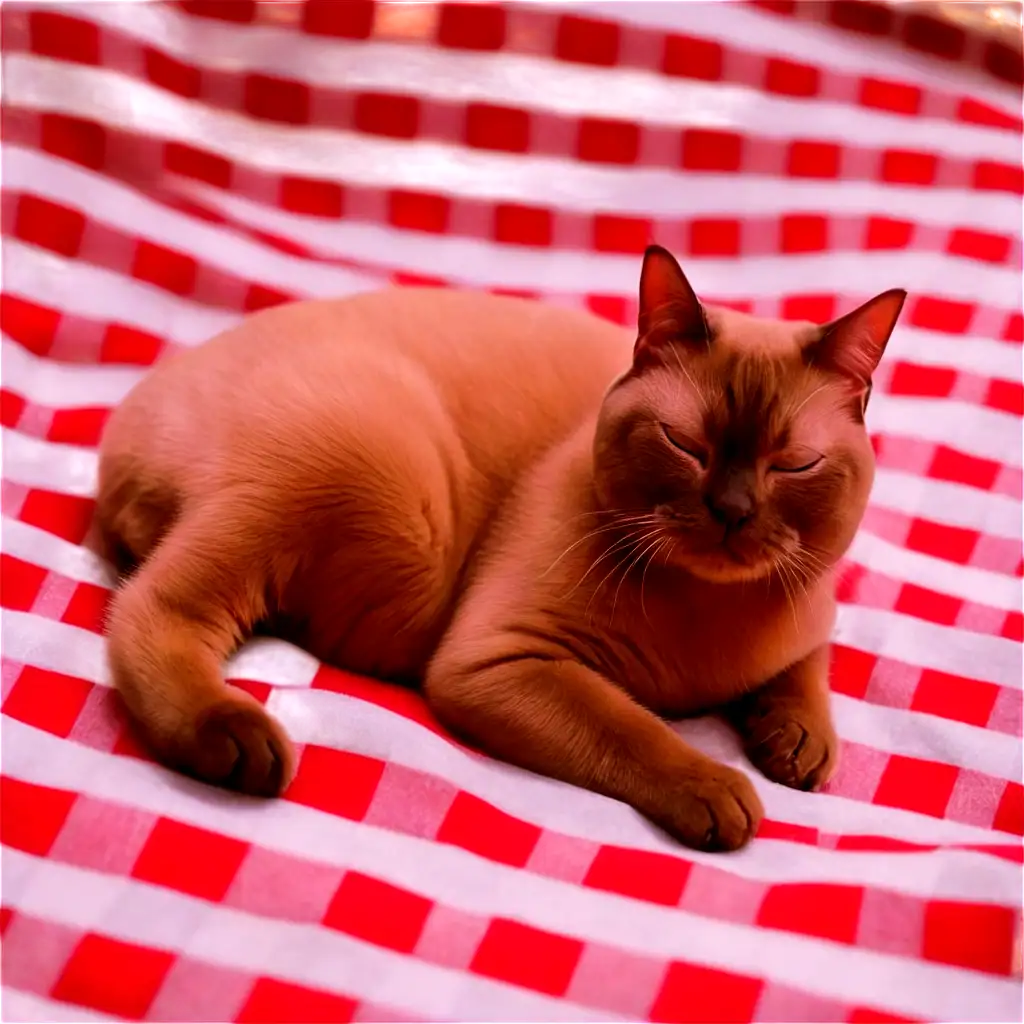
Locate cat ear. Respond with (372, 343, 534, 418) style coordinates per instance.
(635, 245, 708, 364)
(807, 289, 907, 387)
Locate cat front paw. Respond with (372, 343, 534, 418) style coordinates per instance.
(743, 710, 838, 792)
(652, 764, 764, 852)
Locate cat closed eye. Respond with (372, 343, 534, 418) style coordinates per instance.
(661, 423, 708, 466)
(770, 454, 823, 473)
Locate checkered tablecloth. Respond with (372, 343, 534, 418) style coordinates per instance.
(1, 2, 1022, 1021)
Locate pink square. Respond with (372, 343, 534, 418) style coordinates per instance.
(742, 138, 787, 176)
(969, 534, 1022, 574)
(448, 198, 493, 240)
(640, 127, 681, 168)
(755, 982, 848, 1022)
(956, 601, 1008, 635)
(191, 265, 247, 311)
(2, 659, 25, 702)
(817, 70, 859, 104)
(551, 211, 593, 250)
(31, 573, 78, 620)
(352, 1002, 418, 1022)
(1, 480, 29, 519)
(49, 316, 107, 365)
(970, 305, 1012, 341)
(67, 686, 124, 752)
(505, 7, 558, 56)
(310, 87, 355, 130)
(17, 403, 54, 437)
(948, 372, 989, 405)
(828, 215, 866, 252)
(740, 217, 781, 257)
(679, 863, 766, 925)
(988, 687, 1023, 736)
(993, 467, 1023, 500)
(860, 506, 911, 546)
(853, 571, 903, 612)
(530, 112, 575, 158)
(945, 768, 1005, 828)
(841, 147, 882, 181)
(872, 435, 933, 476)
(525, 830, 598, 884)
(566, 941, 667, 1017)
(79, 220, 137, 273)
(50, 795, 158, 874)
(419, 100, 463, 146)
(224, 846, 342, 922)
(855, 886, 924, 957)
(145, 956, 256, 1022)
(823, 742, 887, 801)
(0, 914, 80, 994)
(363, 762, 457, 839)
(864, 658, 921, 710)
(414, 903, 489, 969)
(344, 186, 389, 224)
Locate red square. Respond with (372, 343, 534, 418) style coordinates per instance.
(1, 389, 26, 428)
(323, 871, 431, 952)
(781, 295, 836, 322)
(866, 216, 914, 250)
(132, 241, 198, 297)
(62, 582, 112, 633)
(437, 3, 506, 51)
(577, 118, 640, 164)
(757, 883, 864, 943)
(986, 379, 1024, 416)
(910, 296, 973, 334)
(957, 98, 1020, 130)
(662, 34, 722, 80)
(764, 57, 818, 96)
(494, 203, 551, 246)
(888, 363, 956, 399)
(244, 74, 310, 125)
(15, 195, 86, 258)
(593, 215, 650, 254)
(583, 845, 691, 905)
(53, 934, 174, 1018)
(181, 0, 255, 22)
(923, 901, 1016, 974)
(302, 0, 374, 38)
(471, 918, 583, 996)
(787, 140, 841, 178)
(911, 670, 998, 727)
(1, 296, 61, 355)
(905, 518, 978, 563)
(0, 777, 76, 855)
(650, 961, 763, 1022)
(0, 554, 47, 610)
(829, 645, 876, 699)
(49, 407, 110, 447)
(860, 78, 921, 115)
(287, 746, 385, 820)
(688, 219, 740, 257)
(587, 294, 630, 325)
(165, 142, 232, 189)
(132, 817, 248, 901)
(993, 782, 1023, 835)
(831, 0, 893, 34)
(20, 490, 96, 545)
(41, 113, 107, 171)
(238, 977, 356, 1023)
(144, 46, 202, 99)
(874, 755, 959, 818)
(465, 102, 530, 152)
(882, 150, 938, 186)
(947, 228, 1011, 264)
(894, 583, 962, 626)
(780, 214, 827, 252)
(929, 446, 999, 490)
(681, 129, 742, 172)
(1001, 612, 1024, 642)
(101, 323, 165, 365)
(436, 792, 541, 867)
(29, 11, 100, 64)
(353, 93, 419, 139)
(849, 1008, 920, 1023)
(556, 14, 620, 66)
(3, 665, 92, 737)
(280, 177, 344, 218)
(1003, 312, 1023, 343)
(975, 160, 1024, 193)
(389, 191, 449, 234)
(903, 12, 965, 58)
(244, 285, 291, 313)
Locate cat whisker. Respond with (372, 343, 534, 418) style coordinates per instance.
(611, 531, 666, 622)
(566, 527, 657, 599)
(668, 344, 708, 414)
(541, 517, 662, 578)
(583, 528, 659, 620)
(640, 537, 671, 624)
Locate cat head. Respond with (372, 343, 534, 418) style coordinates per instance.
(593, 245, 906, 584)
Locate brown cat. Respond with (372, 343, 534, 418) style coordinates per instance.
(96, 246, 905, 851)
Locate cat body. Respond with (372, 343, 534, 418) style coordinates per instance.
(97, 248, 905, 850)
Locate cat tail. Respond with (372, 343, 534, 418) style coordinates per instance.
(105, 501, 296, 796)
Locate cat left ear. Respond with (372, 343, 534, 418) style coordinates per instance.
(635, 245, 708, 365)
(807, 289, 907, 387)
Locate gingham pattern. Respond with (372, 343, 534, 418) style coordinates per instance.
(1, 2, 1021, 1022)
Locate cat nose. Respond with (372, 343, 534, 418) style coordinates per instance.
(705, 489, 754, 529)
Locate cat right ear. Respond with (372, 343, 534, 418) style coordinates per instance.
(635, 245, 708, 365)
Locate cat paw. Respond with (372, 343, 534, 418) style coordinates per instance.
(743, 710, 838, 792)
(654, 765, 764, 852)
(188, 697, 296, 797)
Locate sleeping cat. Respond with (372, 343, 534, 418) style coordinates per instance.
(96, 245, 905, 851)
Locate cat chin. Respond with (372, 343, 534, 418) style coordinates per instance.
(673, 551, 776, 585)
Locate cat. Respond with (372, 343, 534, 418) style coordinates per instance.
(96, 245, 905, 851)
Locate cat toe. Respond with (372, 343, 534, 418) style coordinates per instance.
(745, 714, 837, 792)
(655, 766, 764, 852)
(190, 698, 296, 797)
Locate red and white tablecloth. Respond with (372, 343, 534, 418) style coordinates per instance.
(1, 2, 1022, 1020)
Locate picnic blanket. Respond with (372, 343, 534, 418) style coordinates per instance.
(1, 1, 1022, 1021)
